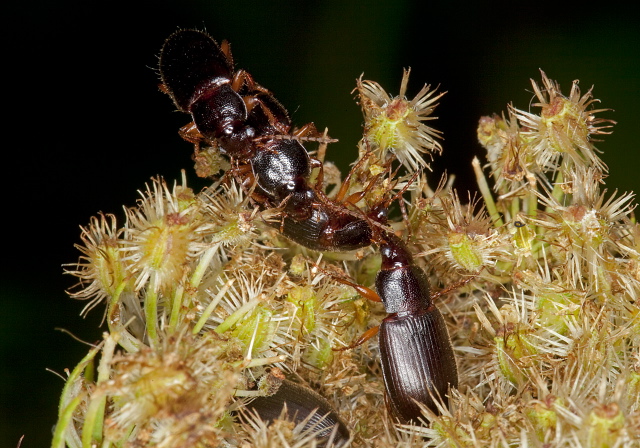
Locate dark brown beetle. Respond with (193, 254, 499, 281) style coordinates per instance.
(336, 231, 459, 424)
(159, 29, 381, 252)
(159, 29, 459, 424)
(242, 378, 350, 447)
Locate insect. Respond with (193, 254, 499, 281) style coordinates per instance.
(334, 231, 459, 424)
(243, 378, 350, 446)
(159, 29, 459, 424)
(159, 29, 382, 251)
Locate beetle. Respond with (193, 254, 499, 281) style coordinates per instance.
(242, 378, 350, 446)
(159, 29, 459, 424)
(159, 29, 383, 252)
(335, 231, 459, 424)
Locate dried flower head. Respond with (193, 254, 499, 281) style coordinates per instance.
(513, 70, 615, 174)
(200, 179, 262, 246)
(358, 68, 444, 171)
(531, 166, 637, 294)
(122, 174, 207, 293)
(193, 143, 231, 178)
(477, 112, 539, 192)
(102, 334, 239, 447)
(66, 213, 130, 316)
(56, 66, 640, 448)
(416, 191, 508, 277)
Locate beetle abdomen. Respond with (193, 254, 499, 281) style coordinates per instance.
(159, 29, 233, 112)
(378, 308, 458, 423)
(276, 206, 373, 252)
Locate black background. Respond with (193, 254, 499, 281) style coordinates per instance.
(2, 1, 639, 446)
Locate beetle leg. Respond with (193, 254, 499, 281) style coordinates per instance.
(333, 325, 380, 351)
(293, 122, 318, 138)
(232, 69, 273, 99)
(219, 39, 234, 67)
(178, 121, 206, 146)
(343, 170, 386, 207)
(429, 272, 479, 302)
(333, 275, 382, 303)
(334, 151, 370, 203)
(312, 262, 381, 303)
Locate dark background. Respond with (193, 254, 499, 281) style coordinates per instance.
(2, 1, 639, 446)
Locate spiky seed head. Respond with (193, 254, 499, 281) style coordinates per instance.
(513, 70, 615, 173)
(122, 176, 205, 293)
(418, 192, 508, 276)
(586, 403, 626, 448)
(357, 68, 444, 171)
(524, 396, 561, 442)
(66, 213, 131, 315)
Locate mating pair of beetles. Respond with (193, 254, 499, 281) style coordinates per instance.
(159, 28, 459, 439)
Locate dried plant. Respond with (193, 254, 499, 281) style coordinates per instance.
(53, 69, 639, 448)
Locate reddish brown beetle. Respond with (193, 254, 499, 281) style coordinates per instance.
(336, 231, 459, 424)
